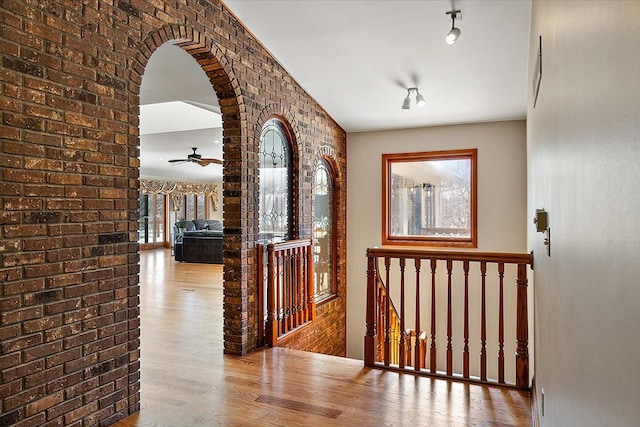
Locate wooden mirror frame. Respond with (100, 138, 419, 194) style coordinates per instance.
(382, 149, 477, 247)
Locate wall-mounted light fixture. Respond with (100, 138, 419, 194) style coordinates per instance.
(401, 87, 426, 110)
(445, 10, 462, 45)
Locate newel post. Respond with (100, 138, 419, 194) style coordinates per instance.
(265, 244, 278, 347)
(364, 252, 377, 366)
(515, 263, 529, 389)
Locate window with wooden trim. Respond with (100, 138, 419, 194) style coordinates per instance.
(382, 149, 477, 247)
(313, 158, 336, 302)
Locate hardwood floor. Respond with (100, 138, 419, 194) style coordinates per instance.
(114, 249, 531, 426)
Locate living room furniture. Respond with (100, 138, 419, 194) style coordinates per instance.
(174, 219, 223, 264)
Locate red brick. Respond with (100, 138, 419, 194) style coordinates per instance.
(45, 273, 83, 288)
(64, 401, 98, 424)
(1, 306, 43, 325)
(24, 366, 63, 390)
(46, 396, 82, 420)
(23, 315, 63, 334)
(0, 324, 22, 340)
(23, 263, 64, 279)
(2, 359, 45, 383)
(23, 157, 64, 171)
(3, 278, 45, 295)
(1, 2, 348, 424)
(25, 391, 64, 417)
(45, 347, 82, 369)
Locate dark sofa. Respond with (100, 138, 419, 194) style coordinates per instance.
(174, 219, 223, 264)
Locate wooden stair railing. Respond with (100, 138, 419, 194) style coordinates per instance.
(258, 239, 315, 347)
(365, 247, 532, 390)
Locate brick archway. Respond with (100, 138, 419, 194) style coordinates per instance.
(132, 25, 250, 355)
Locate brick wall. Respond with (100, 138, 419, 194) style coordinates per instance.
(0, 0, 347, 425)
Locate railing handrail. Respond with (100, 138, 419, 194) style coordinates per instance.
(268, 238, 312, 252)
(367, 247, 532, 265)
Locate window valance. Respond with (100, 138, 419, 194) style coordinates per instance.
(140, 179, 219, 211)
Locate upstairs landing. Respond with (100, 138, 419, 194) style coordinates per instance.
(115, 249, 530, 426)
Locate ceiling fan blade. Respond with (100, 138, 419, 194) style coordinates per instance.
(168, 159, 189, 164)
(197, 158, 223, 167)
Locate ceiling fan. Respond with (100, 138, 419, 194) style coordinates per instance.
(168, 147, 222, 167)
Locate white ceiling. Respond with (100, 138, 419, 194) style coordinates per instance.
(223, 0, 532, 132)
(139, 44, 223, 183)
(139, 0, 532, 182)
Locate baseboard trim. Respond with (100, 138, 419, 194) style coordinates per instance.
(531, 377, 540, 427)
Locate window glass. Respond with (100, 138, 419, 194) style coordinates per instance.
(139, 194, 150, 244)
(314, 159, 335, 301)
(383, 149, 477, 247)
(186, 195, 195, 221)
(259, 119, 291, 242)
(138, 193, 165, 245)
(196, 194, 206, 218)
(155, 193, 164, 242)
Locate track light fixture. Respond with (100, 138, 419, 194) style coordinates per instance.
(445, 10, 462, 45)
(401, 87, 426, 110)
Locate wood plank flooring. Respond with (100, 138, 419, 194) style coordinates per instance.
(114, 249, 531, 426)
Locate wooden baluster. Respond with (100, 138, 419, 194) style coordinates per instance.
(277, 250, 283, 336)
(384, 257, 391, 366)
(287, 249, 293, 330)
(295, 247, 302, 327)
(463, 260, 470, 379)
(399, 258, 406, 369)
(446, 259, 453, 376)
(364, 254, 376, 366)
(306, 241, 316, 324)
(498, 262, 505, 384)
(300, 246, 306, 324)
(289, 248, 298, 330)
(414, 258, 421, 371)
(376, 287, 383, 362)
(283, 249, 290, 334)
(290, 249, 296, 329)
(515, 263, 529, 389)
(480, 261, 487, 381)
(299, 246, 305, 325)
(280, 250, 286, 336)
(390, 312, 396, 365)
(430, 258, 437, 374)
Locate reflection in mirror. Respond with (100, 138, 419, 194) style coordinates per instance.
(383, 149, 477, 247)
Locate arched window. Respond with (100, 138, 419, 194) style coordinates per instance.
(259, 119, 292, 242)
(313, 158, 335, 302)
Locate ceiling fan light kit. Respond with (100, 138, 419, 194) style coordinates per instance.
(168, 147, 222, 167)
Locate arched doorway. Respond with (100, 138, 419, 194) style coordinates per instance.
(132, 28, 248, 358)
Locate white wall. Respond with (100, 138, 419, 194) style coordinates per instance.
(528, 2, 640, 425)
(346, 120, 528, 360)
